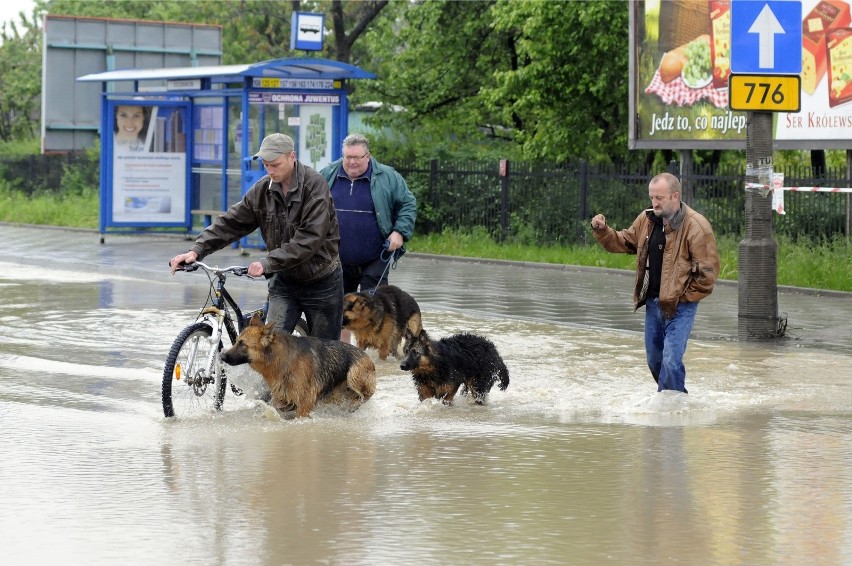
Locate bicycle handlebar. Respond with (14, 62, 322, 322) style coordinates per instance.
(171, 260, 250, 277)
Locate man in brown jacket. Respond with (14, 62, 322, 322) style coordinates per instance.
(590, 172, 719, 393)
(169, 133, 343, 340)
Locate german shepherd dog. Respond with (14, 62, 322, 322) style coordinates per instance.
(342, 285, 423, 360)
(399, 328, 510, 405)
(221, 315, 376, 418)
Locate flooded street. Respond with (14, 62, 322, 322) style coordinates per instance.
(1, 226, 851, 565)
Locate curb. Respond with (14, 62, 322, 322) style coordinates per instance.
(4, 222, 849, 298)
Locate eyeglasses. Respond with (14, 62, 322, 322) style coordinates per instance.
(343, 152, 369, 161)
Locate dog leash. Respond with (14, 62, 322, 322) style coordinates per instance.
(370, 240, 401, 296)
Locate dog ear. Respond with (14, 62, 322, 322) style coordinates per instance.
(260, 323, 276, 348)
(249, 312, 263, 327)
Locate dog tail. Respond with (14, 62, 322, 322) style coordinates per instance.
(497, 359, 510, 391)
(347, 355, 377, 401)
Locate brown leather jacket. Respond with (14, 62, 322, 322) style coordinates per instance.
(191, 161, 340, 283)
(593, 203, 719, 318)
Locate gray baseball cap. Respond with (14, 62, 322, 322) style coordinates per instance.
(253, 133, 295, 161)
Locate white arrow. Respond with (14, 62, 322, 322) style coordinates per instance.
(748, 4, 785, 68)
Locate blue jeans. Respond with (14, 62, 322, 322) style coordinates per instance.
(644, 298, 698, 393)
(266, 264, 343, 340)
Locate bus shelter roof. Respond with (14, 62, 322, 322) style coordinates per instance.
(77, 57, 376, 83)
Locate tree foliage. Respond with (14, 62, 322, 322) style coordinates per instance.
(355, 0, 519, 160)
(484, 0, 630, 163)
(0, 6, 44, 142)
(4, 0, 636, 163)
(356, 0, 631, 164)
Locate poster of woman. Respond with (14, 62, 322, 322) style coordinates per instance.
(111, 103, 186, 223)
(113, 104, 154, 152)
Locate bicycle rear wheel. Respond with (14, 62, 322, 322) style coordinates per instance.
(293, 317, 309, 337)
(162, 322, 227, 418)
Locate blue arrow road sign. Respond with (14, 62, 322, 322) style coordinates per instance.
(731, 1, 802, 74)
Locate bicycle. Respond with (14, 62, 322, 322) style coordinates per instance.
(161, 261, 309, 418)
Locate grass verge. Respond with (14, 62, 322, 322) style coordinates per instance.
(409, 228, 852, 293)
(2, 188, 849, 292)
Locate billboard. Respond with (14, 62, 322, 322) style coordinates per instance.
(42, 15, 221, 153)
(107, 101, 189, 227)
(630, 0, 852, 150)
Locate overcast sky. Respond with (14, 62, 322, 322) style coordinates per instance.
(0, 0, 37, 30)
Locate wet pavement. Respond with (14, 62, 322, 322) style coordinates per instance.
(3, 223, 852, 565)
(2, 223, 851, 355)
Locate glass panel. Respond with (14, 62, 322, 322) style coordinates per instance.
(247, 101, 333, 170)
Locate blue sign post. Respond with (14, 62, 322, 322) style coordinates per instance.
(731, 1, 802, 74)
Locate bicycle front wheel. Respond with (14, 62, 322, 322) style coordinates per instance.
(162, 322, 227, 418)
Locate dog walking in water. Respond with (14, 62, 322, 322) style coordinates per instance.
(342, 284, 422, 360)
(221, 315, 376, 418)
(400, 328, 510, 405)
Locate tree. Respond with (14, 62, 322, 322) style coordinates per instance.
(355, 0, 632, 164)
(0, 8, 44, 142)
(328, 0, 388, 63)
(354, 0, 519, 160)
(482, 0, 630, 163)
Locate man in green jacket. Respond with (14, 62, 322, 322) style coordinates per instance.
(320, 133, 416, 295)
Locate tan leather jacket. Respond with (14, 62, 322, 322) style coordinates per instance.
(191, 161, 340, 283)
(593, 203, 719, 318)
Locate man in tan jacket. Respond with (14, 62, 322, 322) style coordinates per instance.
(590, 172, 719, 393)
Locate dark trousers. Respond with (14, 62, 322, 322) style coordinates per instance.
(342, 257, 389, 294)
(266, 264, 344, 340)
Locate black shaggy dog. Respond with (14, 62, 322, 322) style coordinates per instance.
(399, 328, 510, 405)
(342, 285, 422, 360)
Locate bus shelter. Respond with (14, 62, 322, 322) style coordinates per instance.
(77, 58, 376, 245)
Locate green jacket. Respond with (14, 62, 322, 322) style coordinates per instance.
(320, 157, 417, 250)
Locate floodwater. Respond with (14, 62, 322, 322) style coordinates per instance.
(1, 257, 852, 566)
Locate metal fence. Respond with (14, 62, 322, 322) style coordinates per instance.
(2, 154, 850, 244)
(391, 159, 852, 244)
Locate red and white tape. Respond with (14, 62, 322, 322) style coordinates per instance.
(745, 183, 852, 193)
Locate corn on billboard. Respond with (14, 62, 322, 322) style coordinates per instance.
(630, 0, 852, 150)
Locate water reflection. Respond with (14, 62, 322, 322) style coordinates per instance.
(1, 264, 851, 564)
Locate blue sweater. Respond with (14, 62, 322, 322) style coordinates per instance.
(329, 164, 384, 265)
(321, 157, 417, 265)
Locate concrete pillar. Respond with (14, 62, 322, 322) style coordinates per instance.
(738, 111, 779, 340)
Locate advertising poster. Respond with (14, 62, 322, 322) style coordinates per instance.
(111, 104, 187, 224)
(631, 0, 852, 150)
(299, 105, 333, 171)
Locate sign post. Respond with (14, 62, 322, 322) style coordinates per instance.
(730, 0, 802, 341)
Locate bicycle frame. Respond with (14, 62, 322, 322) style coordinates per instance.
(163, 261, 310, 418)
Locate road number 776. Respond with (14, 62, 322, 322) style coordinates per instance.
(743, 81, 784, 104)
